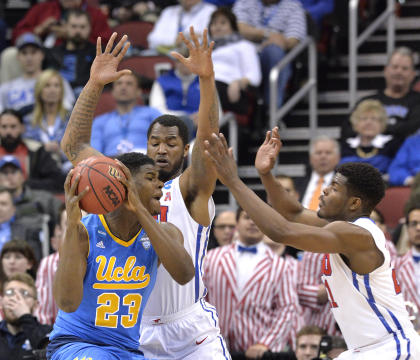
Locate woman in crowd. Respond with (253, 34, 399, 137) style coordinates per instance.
(208, 7, 261, 119)
(24, 69, 70, 171)
(340, 99, 401, 176)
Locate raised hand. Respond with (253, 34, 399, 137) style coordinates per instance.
(64, 170, 89, 224)
(171, 27, 214, 78)
(204, 133, 239, 186)
(90, 32, 132, 86)
(255, 127, 282, 175)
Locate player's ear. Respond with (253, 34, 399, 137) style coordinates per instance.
(349, 197, 362, 211)
(183, 143, 190, 158)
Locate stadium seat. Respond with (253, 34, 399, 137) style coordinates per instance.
(114, 21, 154, 50)
(118, 55, 174, 80)
(376, 186, 411, 230)
(94, 90, 144, 117)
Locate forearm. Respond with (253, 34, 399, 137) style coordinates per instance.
(53, 223, 86, 312)
(259, 172, 304, 220)
(238, 22, 265, 42)
(286, 37, 299, 50)
(135, 209, 194, 284)
(61, 80, 103, 164)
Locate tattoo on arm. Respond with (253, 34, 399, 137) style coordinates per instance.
(63, 84, 102, 161)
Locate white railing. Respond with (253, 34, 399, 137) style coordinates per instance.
(349, 0, 395, 108)
(269, 36, 317, 134)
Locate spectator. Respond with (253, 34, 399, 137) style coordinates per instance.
(108, 0, 160, 24)
(0, 110, 66, 193)
(91, 73, 161, 156)
(24, 69, 71, 171)
(34, 205, 66, 325)
(327, 336, 347, 359)
(208, 210, 236, 250)
(208, 7, 261, 117)
(0, 33, 75, 117)
(299, 0, 334, 27)
(297, 252, 337, 336)
(204, 207, 303, 357)
(12, 0, 111, 47)
(0, 273, 51, 360)
(233, 0, 306, 108)
(340, 99, 400, 175)
(149, 45, 200, 140)
(295, 325, 326, 360)
(388, 130, 420, 186)
(395, 193, 420, 331)
(147, 0, 216, 53)
(295, 136, 340, 210)
(45, 9, 96, 98)
(0, 154, 63, 236)
(0, 240, 38, 288)
(341, 47, 420, 141)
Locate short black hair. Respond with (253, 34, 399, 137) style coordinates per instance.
(208, 7, 239, 37)
(147, 115, 189, 146)
(404, 190, 420, 223)
(0, 109, 24, 124)
(65, 8, 91, 23)
(336, 162, 385, 213)
(114, 152, 154, 175)
(236, 206, 244, 222)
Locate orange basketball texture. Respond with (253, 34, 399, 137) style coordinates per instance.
(71, 157, 127, 214)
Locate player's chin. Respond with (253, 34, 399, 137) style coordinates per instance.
(150, 200, 161, 216)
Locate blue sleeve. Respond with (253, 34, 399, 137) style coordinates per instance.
(91, 115, 106, 153)
(300, 0, 334, 24)
(388, 138, 413, 186)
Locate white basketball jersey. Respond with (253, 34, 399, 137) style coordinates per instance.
(143, 175, 215, 316)
(321, 218, 414, 350)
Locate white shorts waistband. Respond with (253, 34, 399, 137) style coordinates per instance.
(142, 300, 209, 325)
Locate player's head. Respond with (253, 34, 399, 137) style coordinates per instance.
(295, 325, 326, 360)
(146, 115, 190, 183)
(2, 273, 38, 323)
(115, 152, 163, 215)
(318, 162, 385, 221)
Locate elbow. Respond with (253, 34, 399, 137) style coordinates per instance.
(56, 298, 81, 313)
(174, 261, 195, 285)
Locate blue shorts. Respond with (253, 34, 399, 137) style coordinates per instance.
(47, 336, 145, 360)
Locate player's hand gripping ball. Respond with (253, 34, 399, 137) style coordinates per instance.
(71, 156, 127, 214)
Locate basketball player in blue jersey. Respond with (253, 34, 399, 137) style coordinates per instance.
(62, 27, 230, 358)
(204, 128, 420, 359)
(46, 34, 195, 360)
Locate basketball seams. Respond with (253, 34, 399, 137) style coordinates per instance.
(73, 158, 126, 214)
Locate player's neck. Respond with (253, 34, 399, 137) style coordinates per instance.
(104, 210, 142, 241)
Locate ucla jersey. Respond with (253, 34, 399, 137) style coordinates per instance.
(143, 176, 215, 316)
(322, 218, 414, 350)
(50, 214, 158, 351)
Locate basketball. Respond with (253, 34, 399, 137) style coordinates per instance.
(71, 156, 127, 214)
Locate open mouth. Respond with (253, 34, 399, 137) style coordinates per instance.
(155, 159, 169, 168)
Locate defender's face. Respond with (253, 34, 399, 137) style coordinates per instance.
(317, 173, 349, 221)
(134, 164, 163, 216)
(147, 124, 188, 182)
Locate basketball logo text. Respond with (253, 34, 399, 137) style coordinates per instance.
(103, 185, 120, 206)
(108, 165, 122, 180)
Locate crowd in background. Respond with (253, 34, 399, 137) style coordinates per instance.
(0, 0, 419, 359)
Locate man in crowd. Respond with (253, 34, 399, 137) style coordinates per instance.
(296, 136, 340, 210)
(204, 207, 302, 358)
(45, 9, 96, 97)
(208, 210, 237, 250)
(91, 73, 161, 156)
(0, 110, 65, 192)
(0, 273, 52, 360)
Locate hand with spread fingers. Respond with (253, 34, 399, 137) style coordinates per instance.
(255, 126, 282, 175)
(90, 32, 132, 87)
(204, 133, 239, 186)
(64, 170, 89, 225)
(170, 27, 215, 79)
